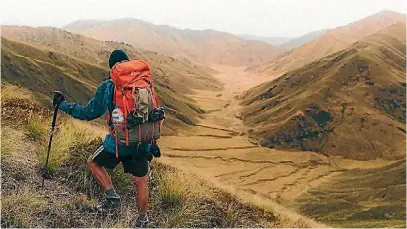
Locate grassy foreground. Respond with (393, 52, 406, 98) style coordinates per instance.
(1, 84, 277, 228)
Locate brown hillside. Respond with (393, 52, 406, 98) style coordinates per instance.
(63, 18, 283, 66)
(239, 22, 406, 160)
(1, 26, 223, 133)
(0, 87, 277, 228)
(297, 159, 406, 228)
(251, 10, 405, 78)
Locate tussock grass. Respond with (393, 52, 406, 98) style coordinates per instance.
(25, 117, 47, 142)
(156, 171, 189, 208)
(149, 163, 275, 228)
(1, 127, 14, 158)
(39, 119, 99, 172)
(1, 192, 47, 227)
(57, 137, 103, 195)
(72, 194, 98, 212)
(1, 83, 35, 102)
(50, 133, 276, 227)
(1, 93, 277, 228)
(55, 135, 134, 197)
(111, 164, 134, 193)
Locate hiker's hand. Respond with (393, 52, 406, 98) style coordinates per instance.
(53, 91, 66, 107)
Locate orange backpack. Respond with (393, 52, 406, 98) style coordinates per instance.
(110, 59, 162, 157)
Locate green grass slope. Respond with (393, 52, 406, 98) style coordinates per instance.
(240, 22, 406, 160)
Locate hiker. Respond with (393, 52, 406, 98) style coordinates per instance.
(52, 49, 164, 228)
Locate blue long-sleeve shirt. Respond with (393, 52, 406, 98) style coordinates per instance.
(59, 79, 135, 156)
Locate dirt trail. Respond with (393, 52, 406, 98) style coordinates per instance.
(157, 65, 392, 227)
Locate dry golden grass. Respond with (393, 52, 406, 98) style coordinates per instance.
(1, 192, 47, 227)
(1, 90, 277, 228)
(149, 163, 275, 228)
(39, 119, 99, 172)
(1, 126, 14, 158)
(296, 160, 406, 228)
(0, 83, 36, 102)
(25, 116, 48, 142)
(240, 22, 406, 160)
(1, 29, 223, 136)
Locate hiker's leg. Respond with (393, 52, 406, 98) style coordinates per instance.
(88, 145, 119, 191)
(122, 154, 149, 226)
(121, 154, 149, 214)
(87, 156, 113, 190)
(134, 175, 149, 215)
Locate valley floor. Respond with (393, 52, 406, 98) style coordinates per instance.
(157, 65, 405, 228)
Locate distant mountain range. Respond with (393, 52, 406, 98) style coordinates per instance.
(248, 10, 406, 78)
(238, 34, 291, 46)
(239, 29, 330, 50)
(63, 19, 283, 66)
(278, 29, 330, 50)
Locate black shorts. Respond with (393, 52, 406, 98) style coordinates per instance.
(90, 145, 148, 177)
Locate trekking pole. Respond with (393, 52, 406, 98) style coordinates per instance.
(41, 102, 60, 188)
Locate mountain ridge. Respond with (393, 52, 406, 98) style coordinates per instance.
(1, 25, 225, 134)
(63, 18, 283, 66)
(249, 10, 406, 78)
(278, 29, 330, 50)
(238, 34, 291, 46)
(239, 22, 406, 160)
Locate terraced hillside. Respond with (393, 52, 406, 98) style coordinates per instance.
(240, 22, 406, 160)
(1, 26, 223, 134)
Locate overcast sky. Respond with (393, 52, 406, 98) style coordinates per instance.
(1, 0, 406, 37)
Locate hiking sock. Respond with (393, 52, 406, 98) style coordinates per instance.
(105, 188, 119, 199)
(138, 214, 148, 221)
(136, 213, 148, 226)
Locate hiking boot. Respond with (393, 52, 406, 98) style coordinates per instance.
(96, 197, 121, 214)
(135, 214, 149, 228)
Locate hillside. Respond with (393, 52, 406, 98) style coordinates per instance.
(250, 10, 405, 77)
(1, 26, 224, 134)
(63, 18, 283, 66)
(278, 29, 330, 50)
(298, 159, 406, 228)
(239, 34, 291, 46)
(0, 84, 277, 228)
(239, 22, 406, 160)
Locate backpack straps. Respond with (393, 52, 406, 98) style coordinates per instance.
(151, 86, 159, 108)
(115, 131, 119, 158)
(123, 94, 129, 146)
